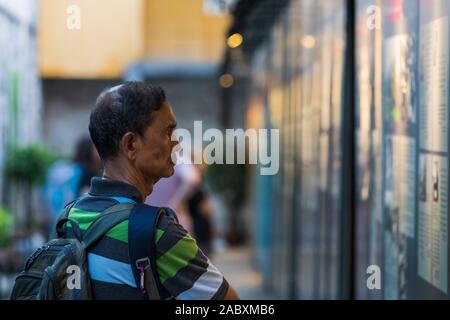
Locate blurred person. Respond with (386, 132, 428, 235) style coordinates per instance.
(187, 161, 215, 257)
(73, 136, 102, 195)
(64, 82, 238, 300)
(44, 136, 101, 233)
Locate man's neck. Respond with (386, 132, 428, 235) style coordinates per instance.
(102, 161, 155, 203)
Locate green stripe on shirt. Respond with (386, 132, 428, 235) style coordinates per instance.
(68, 208, 100, 230)
(157, 233, 199, 283)
(156, 228, 165, 243)
(69, 207, 128, 243)
(106, 221, 128, 243)
(69, 208, 165, 245)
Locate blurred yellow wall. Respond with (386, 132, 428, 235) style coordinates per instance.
(38, 0, 145, 78)
(38, 0, 230, 79)
(144, 0, 230, 63)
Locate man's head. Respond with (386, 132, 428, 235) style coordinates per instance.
(89, 82, 178, 190)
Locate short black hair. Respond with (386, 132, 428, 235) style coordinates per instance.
(89, 81, 167, 160)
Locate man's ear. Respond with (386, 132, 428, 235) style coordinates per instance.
(120, 132, 139, 160)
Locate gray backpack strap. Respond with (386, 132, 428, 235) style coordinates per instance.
(81, 203, 134, 249)
(97, 203, 134, 217)
(62, 200, 77, 218)
(52, 199, 79, 239)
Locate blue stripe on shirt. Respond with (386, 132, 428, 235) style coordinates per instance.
(88, 252, 137, 287)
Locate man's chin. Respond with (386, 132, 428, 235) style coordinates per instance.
(164, 164, 175, 177)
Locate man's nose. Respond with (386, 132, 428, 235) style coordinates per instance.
(171, 138, 180, 151)
(171, 133, 180, 146)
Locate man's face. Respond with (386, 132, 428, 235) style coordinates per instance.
(135, 102, 178, 182)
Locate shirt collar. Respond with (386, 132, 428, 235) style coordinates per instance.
(88, 176, 143, 202)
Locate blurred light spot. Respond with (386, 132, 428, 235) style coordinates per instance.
(219, 73, 234, 88)
(301, 35, 316, 48)
(227, 33, 243, 48)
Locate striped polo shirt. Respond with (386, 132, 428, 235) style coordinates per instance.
(67, 177, 229, 300)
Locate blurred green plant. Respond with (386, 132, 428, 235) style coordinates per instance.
(0, 205, 13, 248)
(5, 144, 56, 185)
(205, 163, 246, 211)
(5, 144, 56, 231)
(204, 154, 247, 245)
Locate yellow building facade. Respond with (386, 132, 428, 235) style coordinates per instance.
(38, 0, 230, 78)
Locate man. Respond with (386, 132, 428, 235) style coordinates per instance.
(68, 81, 239, 299)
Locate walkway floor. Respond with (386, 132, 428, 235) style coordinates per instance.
(212, 246, 274, 300)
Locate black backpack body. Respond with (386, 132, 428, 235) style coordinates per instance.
(10, 200, 170, 300)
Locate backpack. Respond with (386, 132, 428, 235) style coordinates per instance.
(10, 199, 172, 300)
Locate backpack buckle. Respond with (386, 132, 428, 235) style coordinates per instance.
(136, 258, 151, 295)
(136, 257, 150, 270)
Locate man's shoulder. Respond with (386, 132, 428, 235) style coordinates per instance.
(154, 207, 185, 241)
(152, 206, 200, 262)
(156, 206, 179, 225)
